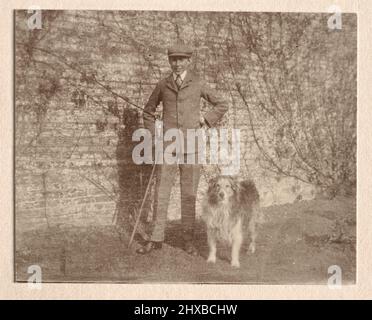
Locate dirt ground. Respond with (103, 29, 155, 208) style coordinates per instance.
(16, 197, 356, 284)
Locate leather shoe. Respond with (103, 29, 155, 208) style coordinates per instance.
(136, 241, 162, 254)
(184, 241, 198, 256)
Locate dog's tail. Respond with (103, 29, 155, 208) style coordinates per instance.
(239, 180, 259, 203)
(240, 180, 265, 224)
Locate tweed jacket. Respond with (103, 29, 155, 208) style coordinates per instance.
(143, 71, 228, 154)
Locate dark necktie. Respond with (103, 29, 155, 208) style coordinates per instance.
(175, 75, 183, 89)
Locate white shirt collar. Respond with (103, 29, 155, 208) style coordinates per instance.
(173, 70, 187, 81)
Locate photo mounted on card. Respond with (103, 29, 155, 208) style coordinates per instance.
(15, 8, 356, 285)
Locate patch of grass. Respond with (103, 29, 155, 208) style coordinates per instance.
(15, 197, 356, 284)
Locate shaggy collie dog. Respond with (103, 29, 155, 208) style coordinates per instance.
(202, 176, 261, 268)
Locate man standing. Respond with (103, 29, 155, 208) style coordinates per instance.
(136, 43, 228, 255)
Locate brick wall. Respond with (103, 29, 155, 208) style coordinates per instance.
(15, 11, 356, 233)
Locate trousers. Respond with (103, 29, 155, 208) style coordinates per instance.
(150, 160, 201, 242)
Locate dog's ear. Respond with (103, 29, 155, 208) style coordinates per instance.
(208, 177, 218, 191)
(209, 176, 218, 186)
(230, 178, 242, 204)
(228, 177, 239, 193)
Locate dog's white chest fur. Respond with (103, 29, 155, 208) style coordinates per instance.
(203, 203, 241, 244)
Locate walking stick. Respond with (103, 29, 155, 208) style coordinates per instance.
(128, 161, 157, 248)
(128, 119, 162, 248)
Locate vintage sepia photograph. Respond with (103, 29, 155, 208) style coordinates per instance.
(15, 9, 356, 284)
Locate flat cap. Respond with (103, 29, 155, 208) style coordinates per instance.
(167, 44, 193, 58)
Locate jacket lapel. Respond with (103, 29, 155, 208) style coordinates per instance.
(165, 74, 178, 93)
(179, 71, 193, 90)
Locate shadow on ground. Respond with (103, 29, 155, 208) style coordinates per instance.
(15, 197, 356, 284)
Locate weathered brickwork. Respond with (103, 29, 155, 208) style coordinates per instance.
(15, 11, 356, 233)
